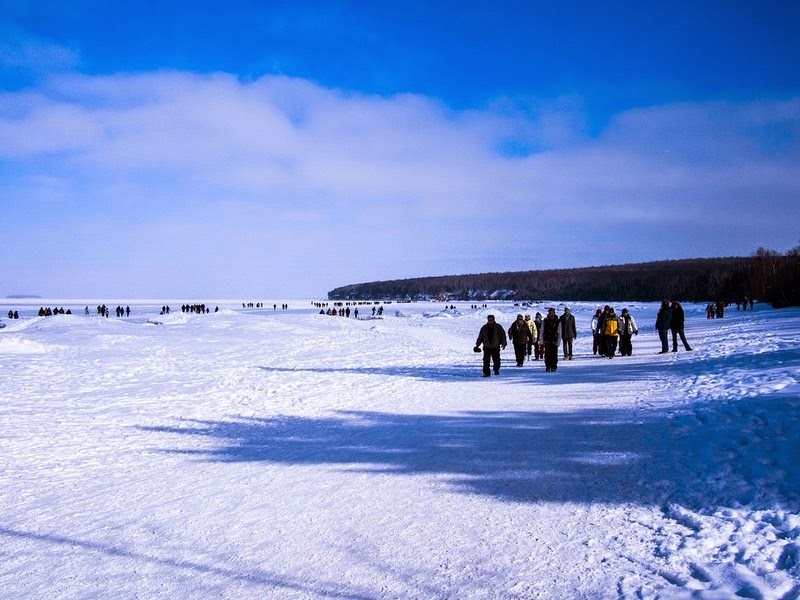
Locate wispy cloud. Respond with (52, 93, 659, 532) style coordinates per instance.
(0, 29, 80, 78)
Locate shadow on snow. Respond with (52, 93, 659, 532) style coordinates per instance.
(140, 399, 800, 512)
(140, 343, 800, 510)
(0, 527, 375, 599)
(253, 344, 800, 387)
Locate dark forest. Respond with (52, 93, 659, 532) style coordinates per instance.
(329, 247, 800, 307)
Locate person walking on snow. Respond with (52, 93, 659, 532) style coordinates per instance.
(524, 314, 537, 361)
(475, 315, 507, 377)
(508, 314, 534, 367)
(559, 306, 577, 360)
(618, 308, 639, 356)
(541, 308, 562, 372)
(603, 307, 621, 358)
(655, 300, 672, 354)
(591, 308, 603, 356)
(533, 312, 544, 360)
(670, 301, 693, 352)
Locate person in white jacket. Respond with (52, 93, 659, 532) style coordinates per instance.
(590, 308, 603, 356)
(618, 308, 639, 356)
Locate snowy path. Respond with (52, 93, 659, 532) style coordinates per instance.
(1, 301, 798, 598)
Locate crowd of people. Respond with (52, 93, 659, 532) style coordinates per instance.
(2, 303, 225, 319)
(319, 305, 385, 318)
(706, 302, 726, 319)
(91, 304, 130, 317)
(5, 300, 701, 376)
(706, 298, 757, 318)
(179, 304, 219, 314)
(474, 301, 693, 376)
(38, 307, 73, 316)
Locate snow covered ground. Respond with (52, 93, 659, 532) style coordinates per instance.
(1, 299, 798, 599)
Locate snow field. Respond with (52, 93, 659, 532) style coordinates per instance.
(0, 300, 798, 598)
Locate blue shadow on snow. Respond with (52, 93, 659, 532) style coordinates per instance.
(140, 399, 800, 512)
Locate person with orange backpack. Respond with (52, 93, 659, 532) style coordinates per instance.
(603, 306, 620, 358)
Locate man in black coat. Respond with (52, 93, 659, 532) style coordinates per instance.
(670, 301, 693, 352)
(475, 315, 507, 377)
(541, 308, 562, 372)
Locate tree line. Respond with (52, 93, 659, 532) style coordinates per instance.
(328, 245, 800, 308)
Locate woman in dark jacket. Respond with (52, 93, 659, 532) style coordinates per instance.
(670, 301, 693, 352)
(655, 300, 672, 354)
(541, 308, 562, 372)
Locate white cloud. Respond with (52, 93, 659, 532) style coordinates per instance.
(1, 71, 798, 297)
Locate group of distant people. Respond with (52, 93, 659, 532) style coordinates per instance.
(246, 303, 290, 310)
(89, 303, 221, 317)
(180, 304, 218, 314)
(706, 298, 757, 319)
(240, 302, 290, 310)
(29, 303, 219, 318)
(320, 305, 386, 318)
(5, 301, 271, 320)
(93, 304, 129, 318)
(322, 306, 359, 317)
(706, 302, 726, 319)
(475, 300, 694, 376)
(39, 307, 72, 316)
(316, 300, 391, 310)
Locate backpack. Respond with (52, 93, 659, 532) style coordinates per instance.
(604, 318, 618, 336)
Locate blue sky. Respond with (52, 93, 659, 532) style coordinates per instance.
(1, 1, 799, 299)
